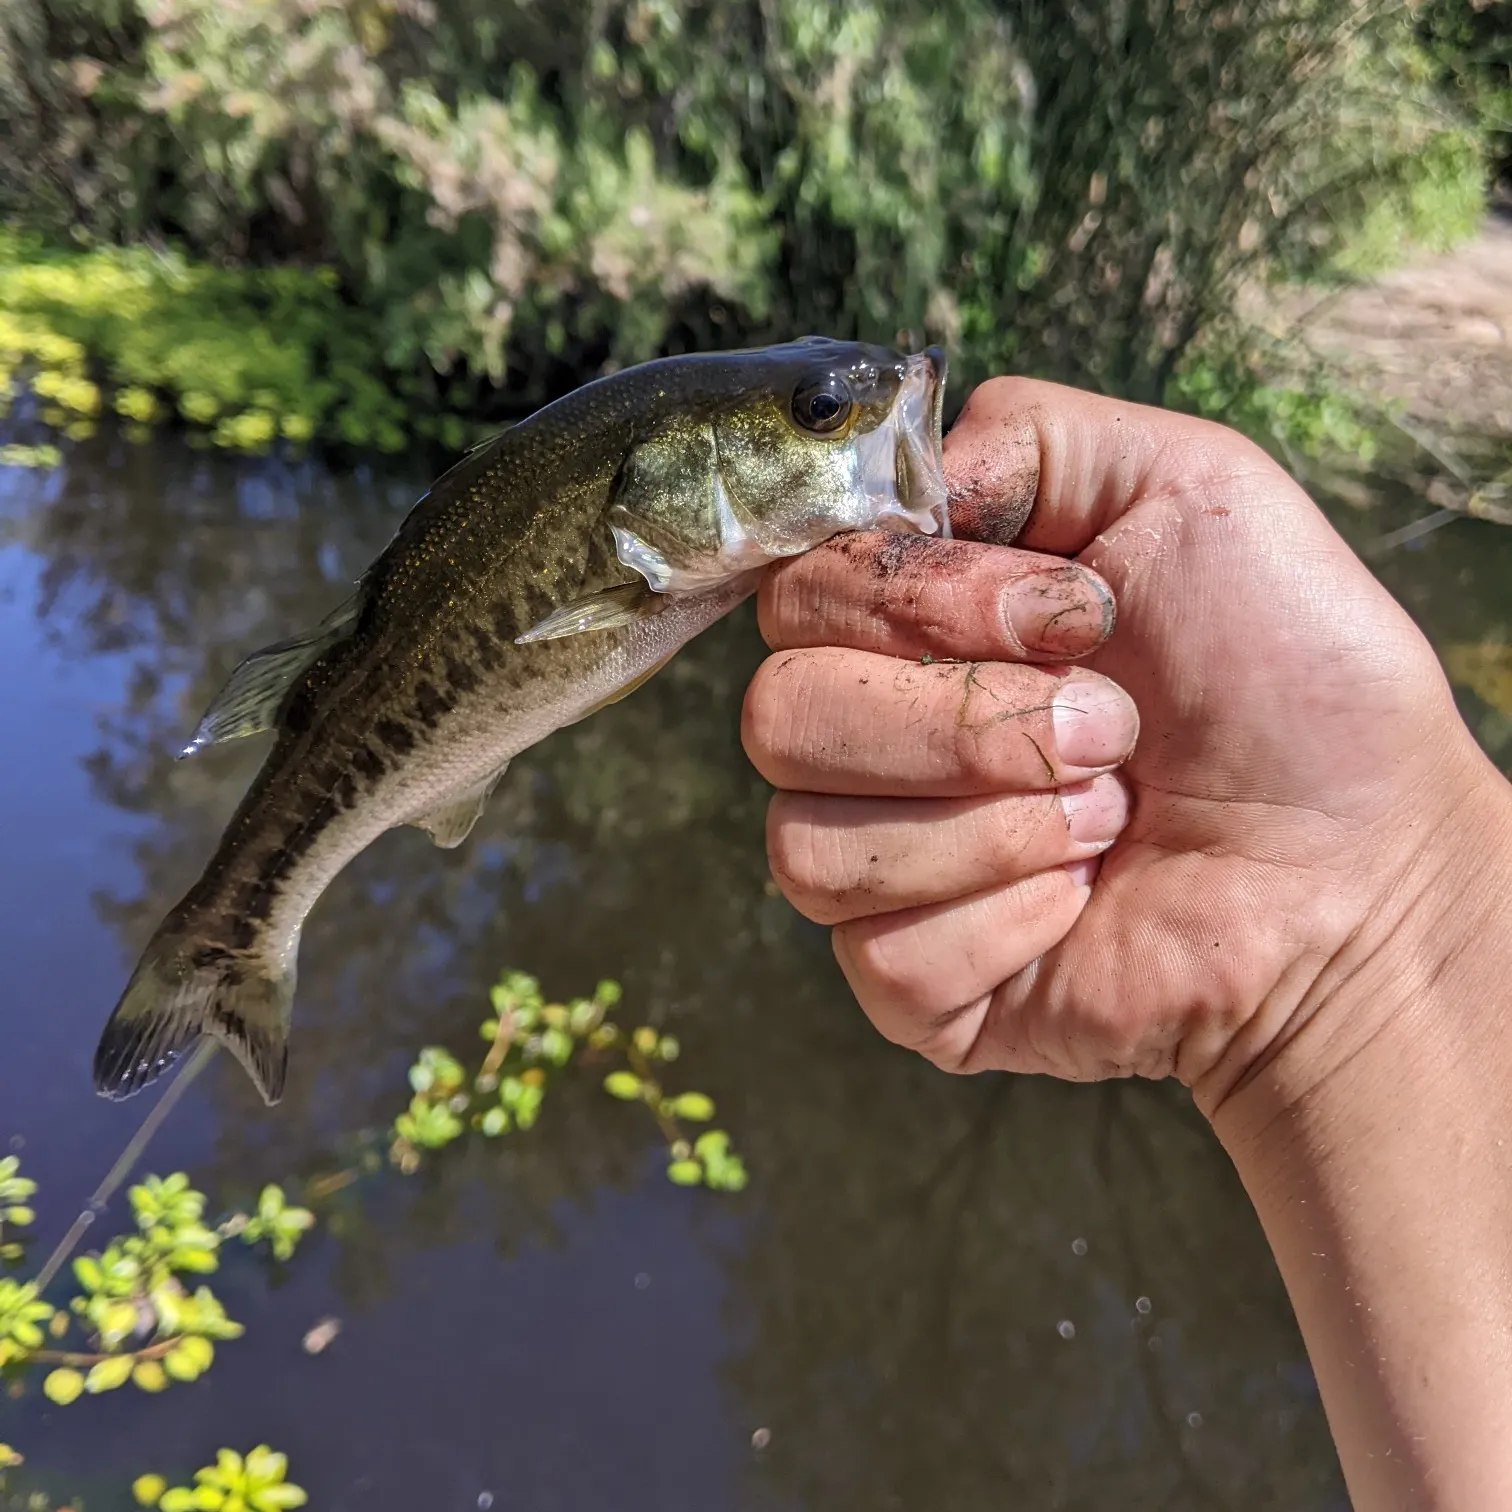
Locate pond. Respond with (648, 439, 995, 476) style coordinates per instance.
(1, 427, 1508, 1510)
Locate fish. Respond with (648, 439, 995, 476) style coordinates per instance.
(92, 337, 949, 1106)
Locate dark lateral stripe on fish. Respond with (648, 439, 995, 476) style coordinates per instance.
(469, 627, 503, 671)
(234, 880, 276, 921)
(225, 917, 258, 951)
(489, 603, 518, 644)
(281, 693, 315, 737)
(352, 745, 386, 782)
(375, 720, 416, 754)
(444, 655, 481, 694)
(414, 680, 454, 728)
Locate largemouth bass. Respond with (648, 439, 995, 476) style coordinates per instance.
(94, 338, 948, 1105)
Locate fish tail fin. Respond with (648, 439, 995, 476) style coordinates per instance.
(93, 935, 294, 1107)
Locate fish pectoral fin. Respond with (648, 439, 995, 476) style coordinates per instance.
(409, 763, 510, 849)
(181, 593, 363, 757)
(514, 583, 663, 644)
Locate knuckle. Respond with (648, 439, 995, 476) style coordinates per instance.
(948, 721, 998, 788)
(910, 1019, 980, 1074)
(948, 706, 1018, 789)
(840, 918, 932, 1009)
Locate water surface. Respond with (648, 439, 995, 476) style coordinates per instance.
(2, 430, 1508, 1510)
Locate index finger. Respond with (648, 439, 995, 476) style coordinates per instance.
(758, 377, 1277, 660)
(757, 534, 1116, 662)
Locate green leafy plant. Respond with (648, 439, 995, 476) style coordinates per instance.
(1, 967, 742, 1502)
(0, 1277, 54, 1366)
(0, 0, 1501, 472)
(0, 234, 418, 462)
(390, 972, 748, 1190)
(1, 1172, 253, 1406)
(227, 1186, 316, 1264)
(1167, 340, 1384, 467)
(0, 1156, 37, 1264)
(133, 1446, 307, 1511)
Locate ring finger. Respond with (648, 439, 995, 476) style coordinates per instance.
(767, 772, 1130, 924)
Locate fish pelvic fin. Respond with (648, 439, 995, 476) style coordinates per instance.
(93, 937, 295, 1107)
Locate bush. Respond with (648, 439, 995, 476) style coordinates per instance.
(1419, 0, 1512, 186)
(0, 0, 1499, 442)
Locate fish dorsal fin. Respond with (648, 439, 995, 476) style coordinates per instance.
(409, 762, 511, 849)
(515, 583, 663, 644)
(181, 593, 363, 757)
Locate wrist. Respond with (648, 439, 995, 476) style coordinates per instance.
(1202, 756, 1512, 1510)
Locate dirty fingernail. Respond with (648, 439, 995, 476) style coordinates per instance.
(1000, 566, 1115, 657)
(1052, 679, 1139, 770)
(1064, 856, 1102, 891)
(1060, 773, 1130, 845)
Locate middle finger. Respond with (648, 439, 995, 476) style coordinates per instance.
(742, 648, 1139, 797)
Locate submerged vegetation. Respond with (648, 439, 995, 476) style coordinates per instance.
(0, 0, 1507, 468)
(0, 971, 746, 1503)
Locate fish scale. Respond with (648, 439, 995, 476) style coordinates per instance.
(93, 337, 948, 1105)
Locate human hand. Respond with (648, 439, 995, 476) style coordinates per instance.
(742, 378, 1512, 1115)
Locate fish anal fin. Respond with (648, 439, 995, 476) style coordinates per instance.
(514, 584, 662, 644)
(181, 593, 362, 757)
(409, 763, 510, 849)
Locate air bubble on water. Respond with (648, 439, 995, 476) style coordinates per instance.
(1071, 1238, 1087, 1256)
(1056, 1319, 1076, 1340)
(751, 1428, 772, 1450)
(477, 1494, 494, 1510)
(1186, 1412, 1204, 1429)
(1134, 1296, 1152, 1315)
(634, 1272, 651, 1290)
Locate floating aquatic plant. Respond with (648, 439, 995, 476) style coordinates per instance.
(1, 968, 745, 1502)
(133, 1446, 307, 1510)
(0, 1156, 37, 1264)
(391, 972, 748, 1191)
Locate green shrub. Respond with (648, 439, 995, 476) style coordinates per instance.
(0, 0, 1499, 450)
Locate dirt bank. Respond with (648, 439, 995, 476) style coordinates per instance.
(1284, 210, 1512, 440)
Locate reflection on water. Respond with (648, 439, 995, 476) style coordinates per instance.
(4, 427, 1507, 1508)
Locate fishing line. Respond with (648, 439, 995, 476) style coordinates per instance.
(1365, 505, 1461, 555)
(32, 1039, 220, 1292)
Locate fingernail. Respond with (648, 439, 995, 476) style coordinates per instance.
(1053, 679, 1139, 769)
(1060, 774, 1130, 845)
(1064, 856, 1101, 890)
(1001, 566, 1115, 657)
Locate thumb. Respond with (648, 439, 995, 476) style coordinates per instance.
(943, 377, 1286, 554)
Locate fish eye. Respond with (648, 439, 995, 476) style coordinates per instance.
(790, 373, 854, 435)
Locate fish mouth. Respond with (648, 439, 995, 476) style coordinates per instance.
(872, 347, 950, 538)
(921, 345, 948, 447)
